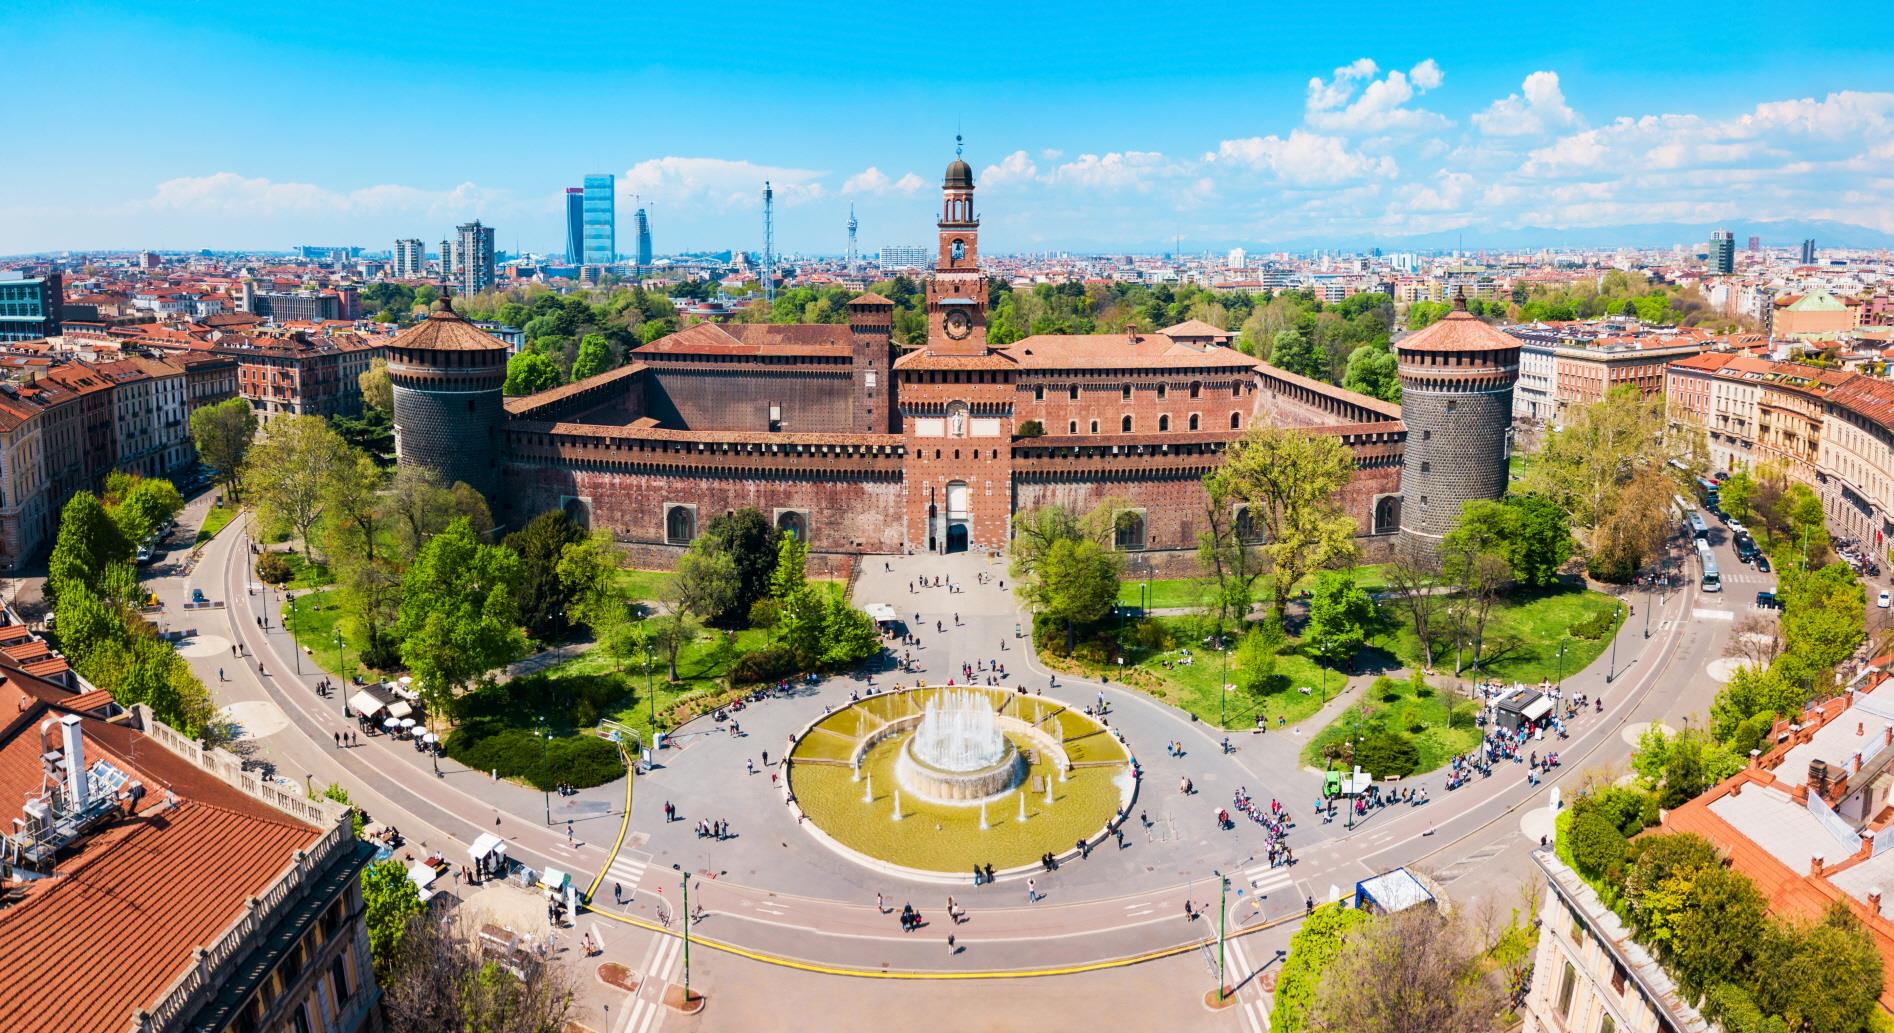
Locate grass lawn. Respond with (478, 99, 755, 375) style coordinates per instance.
(1299, 674, 1482, 775)
(277, 551, 333, 590)
(1116, 564, 1395, 613)
(282, 589, 373, 683)
(618, 569, 674, 603)
(195, 504, 238, 545)
(557, 624, 774, 744)
(1367, 585, 1623, 687)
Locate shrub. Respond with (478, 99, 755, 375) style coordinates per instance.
(1126, 619, 1173, 652)
(443, 722, 624, 790)
(1353, 729, 1419, 778)
(1568, 807, 1630, 884)
(1017, 419, 1044, 438)
(1570, 609, 1617, 641)
(728, 645, 796, 687)
(359, 636, 401, 672)
(256, 551, 292, 584)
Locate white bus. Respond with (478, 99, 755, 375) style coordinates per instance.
(1696, 538, 1721, 593)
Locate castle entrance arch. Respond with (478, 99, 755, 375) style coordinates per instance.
(946, 523, 969, 554)
(945, 481, 970, 553)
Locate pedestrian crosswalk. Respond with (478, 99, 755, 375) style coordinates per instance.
(1225, 933, 1272, 1033)
(620, 931, 683, 1033)
(600, 849, 650, 901)
(1244, 863, 1295, 899)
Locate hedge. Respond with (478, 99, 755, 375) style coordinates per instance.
(443, 721, 625, 790)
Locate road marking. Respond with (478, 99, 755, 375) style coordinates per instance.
(1691, 608, 1734, 621)
(1245, 866, 1295, 897)
(605, 852, 649, 897)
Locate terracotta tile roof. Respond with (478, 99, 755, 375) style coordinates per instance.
(503, 363, 645, 417)
(1398, 309, 1519, 352)
(1826, 376, 1894, 431)
(385, 296, 508, 352)
(0, 697, 323, 1033)
(892, 349, 1020, 371)
(60, 689, 114, 712)
(1159, 319, 1233, 339)
(636, 321, 853, 358)
(998, 334, 1257, 371)
(849, 292, 895, 307)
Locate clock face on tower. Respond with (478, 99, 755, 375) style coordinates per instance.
(943, 308, 972, 339)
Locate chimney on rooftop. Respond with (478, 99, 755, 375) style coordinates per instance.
(59, 714, 87, 812)
(1871, 887, 1885, 913)
(1812, 854, 1827, 877)
(1125, 322, 1138, 345)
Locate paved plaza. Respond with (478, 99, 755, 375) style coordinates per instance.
(150, 494, 1750, 1031)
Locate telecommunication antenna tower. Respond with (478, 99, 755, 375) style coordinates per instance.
(762, 181, 776, 303)
(847, 204, 859, 273)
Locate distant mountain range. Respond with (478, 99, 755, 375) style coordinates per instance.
(1245, 218, 1894, 255)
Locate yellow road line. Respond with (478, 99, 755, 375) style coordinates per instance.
(584, 746, 635, 901)
(581, 901, 1301, 980)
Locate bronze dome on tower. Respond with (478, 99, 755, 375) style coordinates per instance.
(944, 156, 974, 190)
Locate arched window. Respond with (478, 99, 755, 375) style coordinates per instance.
(1156, 384, 1167, 400)
(951, 239, 965, 262)
(1114, 511, 1146, 551)
(1069, 385, 1079, 400)
(1121, 385, 1132, 400)
(562, 497, 590, 531)
(1090, 420, 1099, 434)
(1374, 496, 1400, 535)
(1068, 420, 1077, 434)
(1189, 413, 1200, 431)
(1158, 415, 1170, 431)
(1189, 381, 1202, 399)
(1121, 415, 1133, 433)
(1230, 412, 1242, 429)
(1234, 506, 1263, 543)
(665, 506, 695, 544)
(776, 510, 807, 540)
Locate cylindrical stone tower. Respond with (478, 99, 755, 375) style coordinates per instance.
(1395, 292, 1520, 550)
(387, 289, 509, 501)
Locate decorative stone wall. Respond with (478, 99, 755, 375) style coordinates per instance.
(1395, 385, 1512, 542)
(393, 382, 502, 499)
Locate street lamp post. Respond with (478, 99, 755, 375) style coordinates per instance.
(1606, 605, 1621, 684)
(1555, 641, 1567, 692)
(537, 716, 551, 825)
(1219, 629, 1228, 731)
(681, 870, 693, 998)
(1345, 708, 1362, 830)
(1214, 870, 1231, 1002)
(287, 593, 302, 674)
(1644, 581, 1653, 639)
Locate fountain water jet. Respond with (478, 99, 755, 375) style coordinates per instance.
(891, 789, 902, 821)
(1018, 790, 1027, 823)
(862, 772, 873, 803)
(979, 799, 989, 830)
(894, 689, 1024, 804)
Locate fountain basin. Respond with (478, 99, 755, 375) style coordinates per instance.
(895, 736, 1024, 804)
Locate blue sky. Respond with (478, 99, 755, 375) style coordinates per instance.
(4, 1, 1893, 255)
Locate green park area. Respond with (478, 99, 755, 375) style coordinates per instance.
(195, 502, 238, 545)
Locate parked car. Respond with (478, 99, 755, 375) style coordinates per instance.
(190, 587, 207, 605)
(1880, 590, 1891, 609)
(1756, 555, 1771, 573)
(1756, 591, 1782, 610)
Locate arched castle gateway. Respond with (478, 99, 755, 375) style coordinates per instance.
(449, 152, 1445, 576)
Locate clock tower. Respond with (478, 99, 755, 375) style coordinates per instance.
(925, 140, 988, 355)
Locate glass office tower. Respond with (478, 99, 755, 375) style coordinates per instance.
(565, 188, 584, 265)
(582, 174, 615, 265)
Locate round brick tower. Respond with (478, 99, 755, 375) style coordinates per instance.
(1395, 292, 1520, 549)
(387, 289, 508, 501)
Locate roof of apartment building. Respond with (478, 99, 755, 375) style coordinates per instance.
(0, 657, 342, 1032)
(1659, 659, 1894, 1012)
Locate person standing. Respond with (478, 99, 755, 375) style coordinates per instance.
(1026, 878, 1037, 903)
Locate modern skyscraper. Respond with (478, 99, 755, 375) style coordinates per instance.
(565, 188, 584, 265)
(582, 174, 614, 264)
(878, 244, 929, 270)
(1801, 238, 1817, 264)
(439, 238, 455, 277)
(393, 238, 425, 279)
(1747, 235, 1761, 252)
(846, 205, 859, 272)
(455, 220, 496, 296)
(635, 207, 652, 267)
(0, 271, 62, 342)
(1708, 229, 1735, 274)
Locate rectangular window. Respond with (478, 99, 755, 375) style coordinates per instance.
(1610, 961, 1627, 996)
(1599, 1016, 1616, 1033)
(1557, 961, 1578, 1018)
(291, 1003, 313, 1033)
(330, 956, 352, 1008)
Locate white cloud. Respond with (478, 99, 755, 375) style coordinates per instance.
(1306, 58, 1378, 112)
(141, 173, 508, 218)
(1474, 71, 1582, 136)
(979, 150, 1040, 188)
(1305, 59, 1448, 134)
(840, 167, 926, 196)
(1208, 130, 1397, 186)
(1047, 151, 1180, 191)
(621, 156, 825, 211)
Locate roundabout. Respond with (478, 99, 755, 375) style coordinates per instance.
(786, 686, 1134, 876)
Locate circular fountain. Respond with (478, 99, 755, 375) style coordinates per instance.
(893, 690, 1025, 804)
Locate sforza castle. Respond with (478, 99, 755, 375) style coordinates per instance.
(387, 153, 1518, 574)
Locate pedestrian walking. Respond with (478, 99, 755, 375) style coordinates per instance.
(947, 932, 956, 954)
(218, 667, 224, 681)
(566, 821, 574, 846)
(1026, 878, 1037, 903)
(614, 882, 623, 904)
(877, 891, 887, 914)
(747, 758, 755, 776)
(333, 731, 340, 747)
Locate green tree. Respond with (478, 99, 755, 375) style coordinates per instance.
(1219, 423, 1359, 622)
(1306, 907, 1506, 1033)
(361, 858, 427, 978)
(1269, 326, 1328, 381)
(1440, 500, 1516, 673)
(820, 594, 881, 667)
(107, 476, 183, 549)
(1271, 902, 1371, 1033)
(768, 532, 809, 602)
(1756, 904, 1885, 1033)
(1710, 664, 1805, 743)
(47, 492, 130, 607)
(245, 415, 350, 561)
(569, 332, 613, 381)
(1197, 469, 1266, 629)
(1718, 469, 1758, 523)
(654, 542, 738, 679)
(701, 509, 780, 624)
(188, 397, 259, 499)
(1037, 539, 1122, 650)
(359, 357, 393, 413)
(502, 510, 587, 641)
(1504, 494, 1574, 587)
(396, 518, 527, 715)
(503, 350, 563, 396)
(1340, 344, 1401, 402)
(1568, 806, 1631, 884)
(1306, 570, 1373, 668)
(1232, 624, 1282, 696)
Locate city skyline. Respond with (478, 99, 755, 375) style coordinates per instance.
(3, 1, 1893, 256)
